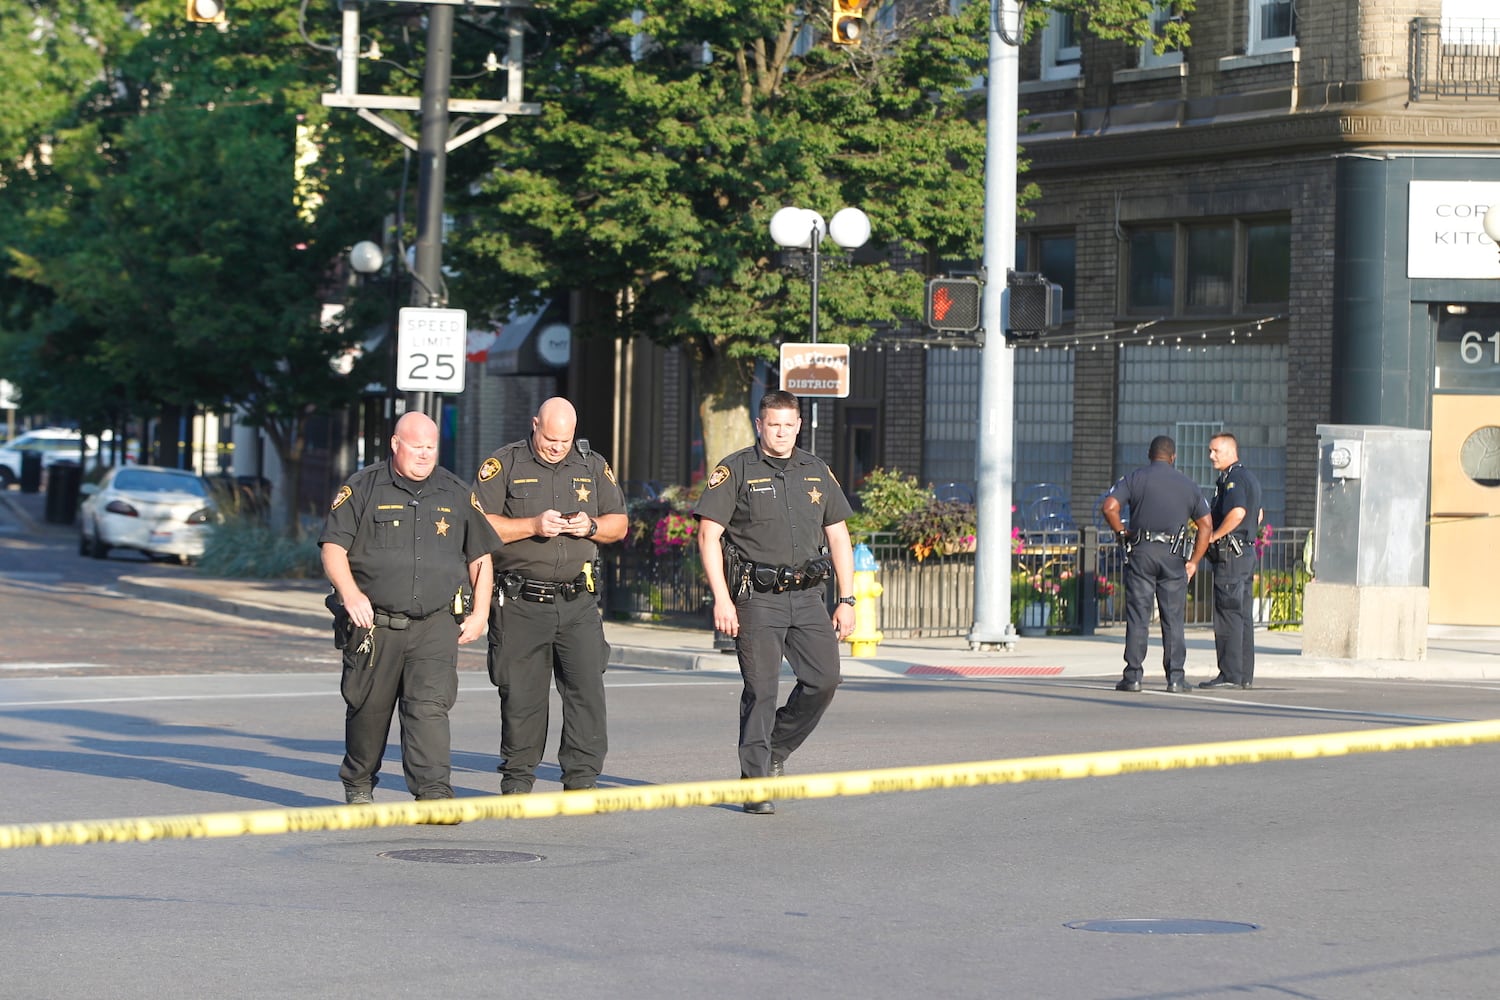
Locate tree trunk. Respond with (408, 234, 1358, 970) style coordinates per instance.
(263, 411, 311, 535)
(696, 347, 757, 470)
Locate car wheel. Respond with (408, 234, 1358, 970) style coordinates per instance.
(88, 523, 110, 560)
(0, 466, 14, 488)
(78, 532, 89, 556)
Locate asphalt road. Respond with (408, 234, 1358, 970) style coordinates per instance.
(5, 501, 1500, 998)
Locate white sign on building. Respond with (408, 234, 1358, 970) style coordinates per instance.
(1407, 181, 1500, 280)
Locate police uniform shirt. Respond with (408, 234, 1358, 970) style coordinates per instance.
(1106, 460, 1210, 535)
(1212, 462, 1262, 537)
(693, 444, 854, 567)
(472, 437, 625, 583)
(319, 462, 498, 618)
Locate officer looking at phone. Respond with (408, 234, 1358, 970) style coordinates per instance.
(471, 397, 627, 793)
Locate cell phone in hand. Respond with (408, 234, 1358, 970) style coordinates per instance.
(561, 511, 581, 519)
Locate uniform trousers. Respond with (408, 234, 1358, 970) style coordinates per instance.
(734, 587, 842, 779)
(1211, 546, 1256, 685)
(339, 614, 459, 799)
(487, 592, 609, 792)
(1122, 541, 1190, 683)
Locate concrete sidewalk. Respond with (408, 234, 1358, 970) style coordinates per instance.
(5, 486, 1499, 681)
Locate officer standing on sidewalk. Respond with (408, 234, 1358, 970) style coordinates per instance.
(319, 411, 498, 808)
(694, 390, 855, 815)
(1100, 435, 1213, 694)
(1200, 433, 1263, 690)
(472, 397, 627, 793)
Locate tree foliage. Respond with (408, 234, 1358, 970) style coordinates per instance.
(0, 0, 399, 527)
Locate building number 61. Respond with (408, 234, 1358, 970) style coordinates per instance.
(1459, 330, 1500, 366)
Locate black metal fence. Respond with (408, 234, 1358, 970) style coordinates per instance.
(1409, 17, 1500, 101)
(601, 527, 1313, 637)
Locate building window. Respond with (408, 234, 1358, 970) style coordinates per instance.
(1248, 0, 1296, 56)
(1037, 234, 1077, 313)
(1124, 218, 1290, 317)
(1139, 2, 1183, 70)
(1127, 229, 1175, 313)
(1186, 224, 1233, 313)
(1174, 421, 1224, 492)
(1245, 221, 1291, 307)
(1041, 11, 1081, 80)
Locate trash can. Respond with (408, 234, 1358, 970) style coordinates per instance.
(45, 460, 82, 525)
(19, 451, 42, 494)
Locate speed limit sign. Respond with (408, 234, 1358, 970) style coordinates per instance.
(397, 307, 467, 393)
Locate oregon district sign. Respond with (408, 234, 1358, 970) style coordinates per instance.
(779, 343, 850, 398)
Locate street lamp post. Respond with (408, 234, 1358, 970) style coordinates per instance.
(769, 205, 871, 454)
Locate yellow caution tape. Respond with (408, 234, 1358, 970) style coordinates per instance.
(4, 718, 1499, 851)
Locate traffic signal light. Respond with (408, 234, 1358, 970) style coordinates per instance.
(186, 0, 225, 24)
(925, 277, 982, 332)
(1005, 270, 1063, 342)
(832, 0, 866, 47)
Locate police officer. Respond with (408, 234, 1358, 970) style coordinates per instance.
(472, 397, 627, 793)
(694, 391, 855, 815)
(319, 411, 498, 808)
(1100, 435, 1212, 693)
(1200, 433, 1263, 690)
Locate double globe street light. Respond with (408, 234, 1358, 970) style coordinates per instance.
(769, 205, 871, 342)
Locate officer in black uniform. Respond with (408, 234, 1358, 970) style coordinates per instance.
(694, 390, 856, 816)
(319, 411, 499, 807)
(472, 397, 627, 793)
(1100, 435, 1213, 693)
(1200, 432, 1264, 690)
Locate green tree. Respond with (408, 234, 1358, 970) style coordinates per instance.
(445, 0, 1191, 469)
(0, 0, 400, 528)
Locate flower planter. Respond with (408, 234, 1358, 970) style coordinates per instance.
(1018, 602, 1052, 636)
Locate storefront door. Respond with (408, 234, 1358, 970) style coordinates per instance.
(1429, 393, 1500, 626)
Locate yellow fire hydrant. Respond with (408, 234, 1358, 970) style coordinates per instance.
(843, 543, 884, 657)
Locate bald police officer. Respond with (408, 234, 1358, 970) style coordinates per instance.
(473, 397, 627, 794)
(1101, 435, 1212, 693)
(1200, 432, 1263, 690)
(320, 411, 498, 807)
(694, 391, 855, 815)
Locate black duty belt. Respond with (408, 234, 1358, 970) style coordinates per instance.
(498, 570, 588, 604)
(373, 609, 441, 629)
(748, 557, 833, 594)
(1140, 532, 1176, 545)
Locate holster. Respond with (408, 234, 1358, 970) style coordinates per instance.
(324, 593, 353, 650)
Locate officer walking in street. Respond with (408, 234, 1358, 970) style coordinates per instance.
(694, 390, 855, 815)
(1100, 435, 1213, 693)
(319, 411, 498, 809)
(1200, 432, 1264, 690)
(472, 397, 627, 793)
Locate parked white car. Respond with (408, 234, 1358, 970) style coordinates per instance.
(78, 466, 217, 563)
(0, 428, 86, 486)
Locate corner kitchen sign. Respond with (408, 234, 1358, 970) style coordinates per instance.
(1408, 181, 1500, 280)
(779, 343, 850, 398)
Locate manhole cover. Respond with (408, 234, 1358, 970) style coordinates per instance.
(1066, 919, 1260, 935)
(378, 849, 544, 865)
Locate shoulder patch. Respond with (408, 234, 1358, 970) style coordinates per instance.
(603, 462, 617, 485)
(330, 485, 352, 511)
(707, 465, 731, 489)
(478, 457, 502, 482)
(470, 491, 487, 515)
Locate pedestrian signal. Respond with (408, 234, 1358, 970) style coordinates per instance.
(186, 0, 226, 23)
(925, 277, 982, 332)
(833, 0, 866, 47)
